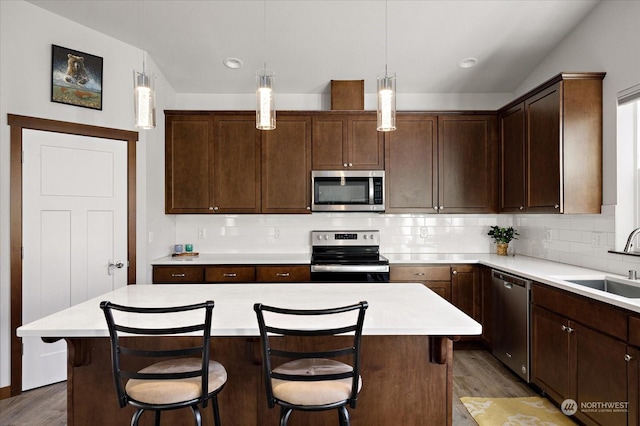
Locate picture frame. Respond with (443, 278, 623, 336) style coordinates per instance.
(51, 44, 103, 110)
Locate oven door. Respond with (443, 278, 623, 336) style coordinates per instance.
(310, 264, 390, 282)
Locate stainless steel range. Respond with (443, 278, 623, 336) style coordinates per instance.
(310, 230, 389, 282)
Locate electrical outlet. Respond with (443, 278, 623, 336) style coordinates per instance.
(198, 228, 207, 239)
(420, 227, 428, 238)
(592, 232, 603, 247)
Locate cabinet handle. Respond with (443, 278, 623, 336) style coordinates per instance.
(276, 272, 290, 277)
(414, 272, 426, 276)
(223, 273, 237, 277)
(171, 273, 186, 278)
(625, 354, 634, 362)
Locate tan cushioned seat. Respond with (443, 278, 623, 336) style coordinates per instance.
(126, 358, 227, 405)
(271, 358, 362, 406)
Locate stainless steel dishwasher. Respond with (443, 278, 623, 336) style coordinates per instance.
(491, 269, 532, 382)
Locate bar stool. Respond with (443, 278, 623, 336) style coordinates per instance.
(100, 300, 227, 426)
(254, 301, 368, 426)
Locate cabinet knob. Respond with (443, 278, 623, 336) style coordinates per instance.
(561, 325, 574, 333)
(214, 206, 219, 211)
(433, 206, 439, 211)
(520, 206, 524, 210)
(452, 270, 458, 275)
(439, 206, 444, 210)
(343, 163, 348, 168)
(625, 354, 634, 362)
(348, 163, 353, 167)
(554, 204, 559, 209)
(306, 207, 311, 210)
(209, 207, 214, 211)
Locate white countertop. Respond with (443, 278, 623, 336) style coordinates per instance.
(16, 283, 482, 338)
(152, 253, 311, 265)
(152, 252, 640, 313)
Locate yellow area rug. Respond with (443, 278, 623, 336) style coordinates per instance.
(460, 396, 577, 425)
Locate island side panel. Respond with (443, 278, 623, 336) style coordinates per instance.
(66, 335, 452, 425)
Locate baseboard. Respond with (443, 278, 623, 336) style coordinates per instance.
(0, 385, 11, 400)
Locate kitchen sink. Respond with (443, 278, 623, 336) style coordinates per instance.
(563, 277, 640, 298)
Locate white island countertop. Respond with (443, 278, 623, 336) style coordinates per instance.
(17, 283, 482, 339)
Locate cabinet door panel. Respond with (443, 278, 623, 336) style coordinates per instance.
(312, 117, 346, 169)
(438, 115, 497, 213)
(526, 84, 561, 212)
(573, 323, 627, 426)
(531, 305, 570, 402)
(165, 114, 213, 213)
(213, 115, 261, 213)
(349, 115, 384, 169)
(385, 115, 437, 212)
(262, 115, 311, 213)
(500, 104, 526, 212)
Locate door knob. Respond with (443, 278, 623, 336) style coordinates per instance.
(108, 259, 125, 275)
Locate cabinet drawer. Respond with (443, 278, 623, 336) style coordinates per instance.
(153, 266, 204, 283)
(532, 283, 627, 341)
(390, 265, 451, 281)
(256, 265, 310, 282)
(205, 266, 256, 282)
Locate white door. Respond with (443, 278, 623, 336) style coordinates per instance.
(21, 129, 128, 390)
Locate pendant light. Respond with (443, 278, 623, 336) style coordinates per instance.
(377, 0, 396, 132)
(133, 54, 156, 129)
(256, 0, 275, 130)
(134, 2, 155, 129)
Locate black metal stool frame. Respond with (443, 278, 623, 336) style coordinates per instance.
(254, 301, 368, 426)
(100, 300, 225, 426)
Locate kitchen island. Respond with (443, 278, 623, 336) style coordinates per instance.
(17, 282, 480, 426)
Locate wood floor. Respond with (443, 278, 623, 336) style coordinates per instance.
(0, 350, 537, 425)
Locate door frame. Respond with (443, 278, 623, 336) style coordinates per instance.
(8, 114, 138, 396)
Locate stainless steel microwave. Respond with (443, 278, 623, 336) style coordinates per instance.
(311, 170, 385, 212)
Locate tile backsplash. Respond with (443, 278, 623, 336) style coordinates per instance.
(174, 205, 640, 276)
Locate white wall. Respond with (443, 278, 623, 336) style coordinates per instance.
(0, 0, 175, 389)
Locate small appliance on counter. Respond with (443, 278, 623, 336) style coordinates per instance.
(310, 230, 389, 282)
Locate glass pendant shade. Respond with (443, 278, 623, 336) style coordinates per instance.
(377, 71, 396, 131)
(133, 70, 156, 129)
(256, 69, 276, 130)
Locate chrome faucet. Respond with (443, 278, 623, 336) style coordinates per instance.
(624, 227, 640, 253)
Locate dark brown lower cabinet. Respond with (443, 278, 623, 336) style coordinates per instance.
(152, 264, 310, 283)
(532, 284, 630, 425)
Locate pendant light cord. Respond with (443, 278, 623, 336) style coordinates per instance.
(263, 0, 267, 73)
(384, 0, 388, 77)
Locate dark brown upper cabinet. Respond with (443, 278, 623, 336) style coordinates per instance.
(499, 72, 605, 214)
(437, 114, 498, 214)
(311, 112, 384, 170)
(261, 113, 312, 213)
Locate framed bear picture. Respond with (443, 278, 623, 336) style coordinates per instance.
(51, 45, 103, 110)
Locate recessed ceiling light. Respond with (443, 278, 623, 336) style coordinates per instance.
(223, 57, 244, 69)
(458, 57, 478, 69)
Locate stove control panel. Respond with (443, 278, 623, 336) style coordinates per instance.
(312, 230, 380, 246)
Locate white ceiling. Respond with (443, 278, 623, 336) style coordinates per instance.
(27, 0, 600, 95)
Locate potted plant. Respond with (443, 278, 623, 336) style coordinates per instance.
(488, 226, 519, 256)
